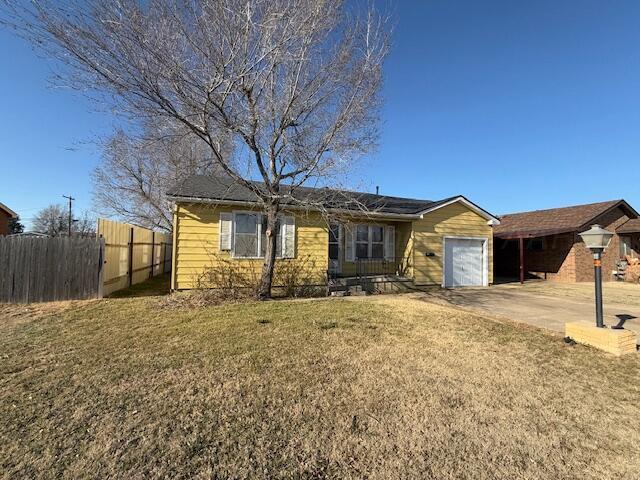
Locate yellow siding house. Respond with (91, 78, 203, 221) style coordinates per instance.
(168, 176, 499, 291)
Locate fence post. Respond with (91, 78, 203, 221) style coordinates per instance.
(151, 231, 155, 278)
(162, 242, 167, 274)
(97, 237, 105, 299)
(128, 227, 134, 287)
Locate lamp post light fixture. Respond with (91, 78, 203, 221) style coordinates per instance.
(578, 224, 614, 328)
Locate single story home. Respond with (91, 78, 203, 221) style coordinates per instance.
(168, 175, 499, 291)
(494, 199, 640, 283)
(0, 202, 17, 236)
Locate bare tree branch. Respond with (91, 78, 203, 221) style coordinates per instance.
(1, 0, 391, 298)
(93, 120, 220, 231)
(31, 204, 95, 237)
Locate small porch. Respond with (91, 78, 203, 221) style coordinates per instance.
(326, 220, 413, 290)
(327, 257, 414, 295)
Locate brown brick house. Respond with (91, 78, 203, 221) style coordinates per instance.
(0, 202, 17, 236)
(494, 200, 640, 283)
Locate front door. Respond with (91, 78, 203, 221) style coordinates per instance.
(328, 223, 341, 276)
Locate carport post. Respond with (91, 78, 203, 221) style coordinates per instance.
(519, 237, 524, 284)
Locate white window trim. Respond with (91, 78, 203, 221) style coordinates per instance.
(231, 210, 288, 260)
(231, 211, 262, 259)
(441, 236, 489, 288)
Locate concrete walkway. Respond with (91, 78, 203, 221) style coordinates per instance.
(418, 286, 640, 336)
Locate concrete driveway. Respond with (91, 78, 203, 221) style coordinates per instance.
(420, 284, 640, 337)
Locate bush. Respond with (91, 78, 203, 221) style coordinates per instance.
(195, 252, 326, 299)
(625, 263, 640, 284)
(273, 256, 325, 298)
(158, 289, 251, 309)
(196, 254, 261, 298)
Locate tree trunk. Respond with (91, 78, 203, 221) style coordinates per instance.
(258, 204, 279, 300)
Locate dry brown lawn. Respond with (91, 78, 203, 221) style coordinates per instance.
(501, 280, 640, 307)
(1, 293, 639, 479)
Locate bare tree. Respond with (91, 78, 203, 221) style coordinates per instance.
(73, 211, 97, 238)
(1, 0, 391, 299)
(31, 204, 95, 237)
(94, 121, 217, 232)
(31, 204, 66, 236)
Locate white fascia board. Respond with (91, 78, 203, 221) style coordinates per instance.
(417, 197, 500, 226)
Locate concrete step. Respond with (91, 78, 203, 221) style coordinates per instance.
(348, 289, 369, 296)
(328, 283, 370, 296)
(328, 285, 349, 293)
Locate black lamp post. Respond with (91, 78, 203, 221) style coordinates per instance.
(578, 224, 614, 328)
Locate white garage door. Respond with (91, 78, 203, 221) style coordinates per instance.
(444, 238, 485, 287)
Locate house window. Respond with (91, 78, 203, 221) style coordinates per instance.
(329, 224, 340, 260)
(356, 225, 369, 259)
(371, 226, 384, 259)
(355, 225, 385, 259)
(231, 213, 289, 258)
(234, 213, 260, 258)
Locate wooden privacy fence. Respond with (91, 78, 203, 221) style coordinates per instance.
(0, 236, 104, 303)
(98, 219, 172, 296)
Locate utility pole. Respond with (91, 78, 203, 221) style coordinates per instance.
(62, 195, 75, 237)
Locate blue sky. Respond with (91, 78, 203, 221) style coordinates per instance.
(1, 0, 639, 228)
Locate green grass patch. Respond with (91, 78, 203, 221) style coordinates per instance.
(107, 273, 171, 298)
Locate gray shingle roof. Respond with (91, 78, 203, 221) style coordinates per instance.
(168, 175, 459, 216)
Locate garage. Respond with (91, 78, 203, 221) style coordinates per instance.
(443, 237, 487, 287)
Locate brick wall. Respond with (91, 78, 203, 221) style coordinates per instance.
(0, 211, 10, 236)
(495, 233, 578, 281)
(573, 208, 630, 282)
(526, 232, 576, 281)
